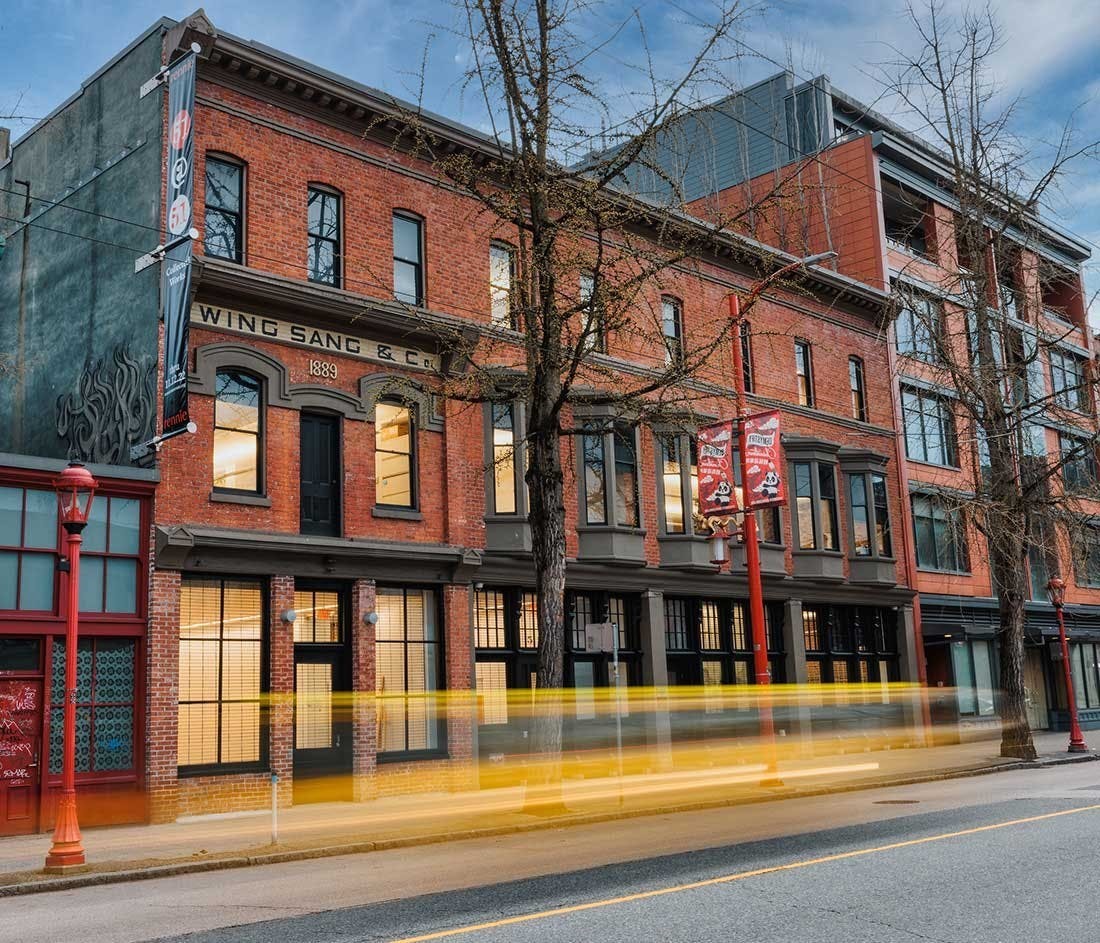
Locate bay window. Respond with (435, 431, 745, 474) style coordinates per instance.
(847, 472, 892, 558)
(792, 461, 838, 551)
(489, 403, 520, 515)
(581, 421, 639, 528)
(658, 433, 697, 535)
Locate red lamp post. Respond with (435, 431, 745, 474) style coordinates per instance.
(1047, 577, 1089, 754)
(725, 250, 837, 777)
(45, 461, 98, 871)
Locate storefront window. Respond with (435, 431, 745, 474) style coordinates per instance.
(79, 496, 142, 614)
(376, 587, 443, 755)
(293, 589, 341, 643)
(665, 597, 783, 688)
(49, 638, 136, 773)
(951, 639, 996, 717)
(0, 486, 57, 611)
(178, 578, 265, 770)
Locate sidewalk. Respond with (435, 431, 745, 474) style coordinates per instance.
(0, 730, 1092, 894)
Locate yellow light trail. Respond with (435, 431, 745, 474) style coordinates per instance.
(389, 804, 1100, 943)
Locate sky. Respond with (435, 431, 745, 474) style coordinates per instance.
(3, 0, 1099, 317)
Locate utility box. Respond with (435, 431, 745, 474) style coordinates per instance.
(584, 622, 616, 654)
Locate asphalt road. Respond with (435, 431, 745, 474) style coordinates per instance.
(7, 762, 1100, 943)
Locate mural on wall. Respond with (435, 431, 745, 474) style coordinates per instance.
(56, 345, 156, 466)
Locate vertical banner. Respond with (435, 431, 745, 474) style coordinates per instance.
(161, 52, 197, 438)
(697, 420, 739, 516)
(743, 410, 785, 507)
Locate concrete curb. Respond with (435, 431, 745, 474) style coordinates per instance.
(1, 751, 1094, 898)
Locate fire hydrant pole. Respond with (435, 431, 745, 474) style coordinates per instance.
(728, 293, 777, 768)
(1054, 601, 1088, 753)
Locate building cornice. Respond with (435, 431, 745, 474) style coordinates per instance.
(177, 20, 889, 318)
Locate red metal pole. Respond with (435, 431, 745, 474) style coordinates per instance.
(45, 528, 86, 870)
(1055, 602, 1089, 753)
(728, 294, 778, 767)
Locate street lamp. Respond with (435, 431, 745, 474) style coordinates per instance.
(1047, 577, 1089, 754)
(45, 461, 98, 871)
(726, 250, 837, 780)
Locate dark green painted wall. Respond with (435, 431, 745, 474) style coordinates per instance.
(0, 26, 165, 467)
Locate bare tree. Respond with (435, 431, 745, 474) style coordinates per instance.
(873, 1, 1099, 759)
(377, 0, 836, 800)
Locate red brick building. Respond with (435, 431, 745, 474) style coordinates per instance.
(672, 72, 1098, 740)
(0, 19, 928, 831)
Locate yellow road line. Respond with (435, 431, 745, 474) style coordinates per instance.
(389, 803, 1100, 943)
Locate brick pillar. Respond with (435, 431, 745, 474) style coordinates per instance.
(269, 576, 295, 807)
(147, 569, 181, 823)
(350, 578, 377, 802)
(782, 598, 813, 753)
(897, 604, 925, 745)
(639, 589, 672, 771)
(443, 584, 476, 789)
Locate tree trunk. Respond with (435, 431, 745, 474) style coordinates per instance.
(993, 535, 1037, 760)
(522, 406, 569, 814)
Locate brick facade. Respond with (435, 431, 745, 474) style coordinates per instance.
(141, 23, 924, 822)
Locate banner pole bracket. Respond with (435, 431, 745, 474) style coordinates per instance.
(129, 422, 197, 462)
(134, 229, 198, 275)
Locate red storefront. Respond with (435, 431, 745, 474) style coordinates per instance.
(0, 466, 153, 836)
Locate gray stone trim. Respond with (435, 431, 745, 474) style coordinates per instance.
(0, 452, 160, 482)
(359, 374, 444, 432)
(837, 446, 890, 472)
(155, 525, 480, 583)
(372, 506, 424, 521)
(210, 490, 272, 507)
(782, 435, 842, 462)
(190, 342, 370, 420)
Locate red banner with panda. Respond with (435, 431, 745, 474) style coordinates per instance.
(743, 410, 785, 507)
(697, 420, 739, 516)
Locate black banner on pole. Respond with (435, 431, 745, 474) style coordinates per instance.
(162, 52, 197, 438)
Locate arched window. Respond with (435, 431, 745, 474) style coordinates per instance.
(375, 399, 417, 508)
(213, 370, 262, 493)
